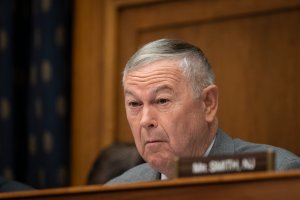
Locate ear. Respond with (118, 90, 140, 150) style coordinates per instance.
(202, 85, 218, 123)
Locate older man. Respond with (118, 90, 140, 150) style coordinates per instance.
(106, 38, 300, 184)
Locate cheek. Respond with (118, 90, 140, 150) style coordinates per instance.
(161, 115, 186, 147)
(126, 110, 140, 130)
(129, 124, 143, 155)
(126, 114, 144, 152)
(168, 108, 203, 152)
(127, 118, 140, 139)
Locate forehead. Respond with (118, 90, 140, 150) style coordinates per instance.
(124, 59, 184, 87)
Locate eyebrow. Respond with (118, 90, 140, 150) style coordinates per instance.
(124, 90, 136, 97)
(124, 85, 174, 98)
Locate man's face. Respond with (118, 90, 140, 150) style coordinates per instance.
(124, 59, 212, 177)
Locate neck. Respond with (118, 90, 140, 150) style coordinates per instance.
(204, 118, 218, 153)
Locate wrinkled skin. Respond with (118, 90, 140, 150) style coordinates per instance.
(124, 59, 218, 178)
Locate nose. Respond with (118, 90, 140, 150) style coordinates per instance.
(140, 106, 157, 129)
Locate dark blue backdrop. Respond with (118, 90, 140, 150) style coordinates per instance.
(0, 0, 72, 189)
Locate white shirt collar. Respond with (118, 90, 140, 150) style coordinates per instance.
(161, 137, 216, 180)
(204, 137, 215, 157)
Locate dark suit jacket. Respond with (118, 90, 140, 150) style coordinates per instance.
(106, 129, 300, 185)
(0, 177, 33, 192)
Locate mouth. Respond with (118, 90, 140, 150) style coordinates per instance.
(145, 140, 165, 145)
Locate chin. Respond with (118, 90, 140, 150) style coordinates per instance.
(148, 155, 175, 176)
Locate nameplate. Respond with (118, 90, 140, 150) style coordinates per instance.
(176, 151, 275, 177)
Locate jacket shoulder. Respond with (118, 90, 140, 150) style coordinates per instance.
(233, 138, 300, 170)
(105, 163, 159, 185)
(211, 129, 300, 170)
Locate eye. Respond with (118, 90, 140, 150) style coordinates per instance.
(156, 98, 169, 104)
(128, 101, 141, 107)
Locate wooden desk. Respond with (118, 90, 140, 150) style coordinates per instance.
(1, 170, 300, 200)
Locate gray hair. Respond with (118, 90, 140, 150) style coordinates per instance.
(122, 38, 215, 97)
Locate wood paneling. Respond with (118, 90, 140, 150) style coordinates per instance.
(72, 0, 300, 186)
(115, 0, 300, 155)
(71, 0, 114, 186)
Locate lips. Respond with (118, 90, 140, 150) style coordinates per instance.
(145, 139, 165, 145)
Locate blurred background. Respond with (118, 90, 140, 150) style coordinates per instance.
(0, 0, 300, 190)
(0, 0, 71, 189)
